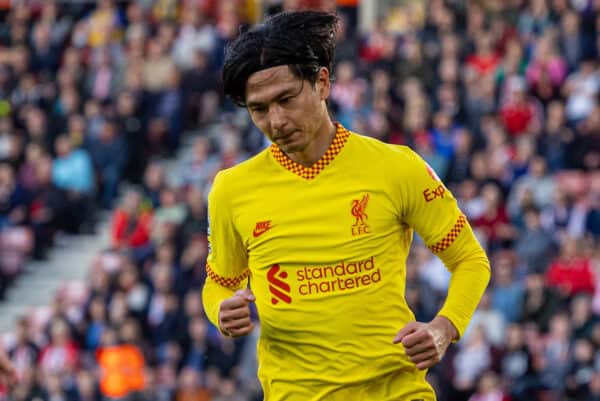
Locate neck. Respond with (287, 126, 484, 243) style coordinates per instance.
(288, 119, 336, 167)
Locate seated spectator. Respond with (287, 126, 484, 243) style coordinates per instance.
(142, 162, 166, 209)
(499, 76, 543, 137)
(7, 317, 40, 382)
(490, 253, 524, 323)
(177, 136, 219, 191)
(563, 58, 599, 124)
(467, 371, 506, 401)
(452, 325, 492, 401)
(39, 318, 79, 376)
(521, 273, 562, 333)
(52, 135, 95, 233)
(462, 291, 506, 347)
(84, 296, 108, 351)
(586, 191, 600, 238)
(96, 327, 145, 401)
(525, 33, 567, 98)
(29, 155, 68, 259)
(111, 189, 152, 250)
(564, 338, 595, 400)
(514, 206, 556, 273)
(175, 367, 211, 401)
(541, 313, 572, 393)
(508, 156, 556, 217)
(151, 187, 186, 245)
(546, 237, 596, 299)
(75, 369, 102, 401)
(497, 323, 538, 401)
(569, 293, 599, 340)
(538, 100, 572, 172)
(474, 182, 514, 250)
(0, 163, 30, 230)
(465, 31, 501, 79)
(0, 163, 32, 296)
(541, 190, 577, 243)
(88, 120, 127, 209)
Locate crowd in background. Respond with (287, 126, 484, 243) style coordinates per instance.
(0, 0, 599, 400)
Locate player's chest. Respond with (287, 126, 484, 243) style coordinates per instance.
(230, 177, 400, 256)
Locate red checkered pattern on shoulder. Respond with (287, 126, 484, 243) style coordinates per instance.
(270, 123, 350, 180)
(206, 264, 250, 289)
(429, 214, 467, 253)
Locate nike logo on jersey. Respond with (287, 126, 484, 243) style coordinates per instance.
(253, 220, 273, 237)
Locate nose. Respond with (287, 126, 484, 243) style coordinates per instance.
(269, 104, 287, 135)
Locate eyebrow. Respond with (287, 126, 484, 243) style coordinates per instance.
(246, 87, 297, 109)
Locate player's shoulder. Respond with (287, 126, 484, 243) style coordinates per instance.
(212, 147, 272, 187)
(348, 131, 421, 164)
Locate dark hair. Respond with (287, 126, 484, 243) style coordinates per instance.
(222, 10, 338, 107)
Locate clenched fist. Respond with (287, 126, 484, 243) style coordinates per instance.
(393, 316, 458, 370)
(219, 289, 256, 337)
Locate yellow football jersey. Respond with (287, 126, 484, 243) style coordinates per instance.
(202, 124, 490, 401)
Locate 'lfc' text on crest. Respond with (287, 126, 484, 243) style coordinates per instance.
(351, 194, 371, 236)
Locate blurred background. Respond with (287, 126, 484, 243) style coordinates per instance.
(0, 0, 598, 400)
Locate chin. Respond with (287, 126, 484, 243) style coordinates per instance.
(280, 142, 305, 154)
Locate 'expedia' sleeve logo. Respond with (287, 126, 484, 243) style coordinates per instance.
(423, 164, 446, 202)
(423, 185, 445, 202)
(351, 193, 370, 236)
(267, 264, 291, 305)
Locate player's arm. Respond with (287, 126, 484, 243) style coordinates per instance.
(392, 148, 491, 369)
(201, 171, 254, 337)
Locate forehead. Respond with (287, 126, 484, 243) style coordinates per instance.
(246, 65, 301, 104)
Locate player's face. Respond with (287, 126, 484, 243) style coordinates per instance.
(245, 65, 331, 157)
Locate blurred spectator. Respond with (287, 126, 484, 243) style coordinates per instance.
(490, 253, 524, 323)
(546, 237, 596, 299)
(39, 318, 79, 376)
(508, 156, 556, 218)
(521, 273, 562, 333)
(88, 120, 127, 209)
(7, 317, 40, 382)
(497, 323, 538, 401)
(462, 292, 506, 348)
(541, 313, 572, 392)
(111, 189, 152, 251)
(52, 135, 95, 232)
(96, 327, 145, 400)
(467, 371, 506, 401)
(514, 206, 556, 273)
(452, 325, 492, 401)
(175, 367, 211, 401)
(563, 58, 599, 124)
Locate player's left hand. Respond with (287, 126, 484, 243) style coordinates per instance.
(392, 316, 458, 370)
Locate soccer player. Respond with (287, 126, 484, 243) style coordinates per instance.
(202, 10, 491, 401)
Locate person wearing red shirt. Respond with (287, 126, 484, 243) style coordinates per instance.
(111, 189, 152, 249)
(546, 237, 596, 298)
(466, 32, 501, 77)
(500, 77, 542, 137)
(474, 183, 514, 250)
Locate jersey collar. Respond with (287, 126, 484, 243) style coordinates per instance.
(270, 123, 350, 180)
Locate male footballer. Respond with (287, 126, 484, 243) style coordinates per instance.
(202, 10, 490, 401)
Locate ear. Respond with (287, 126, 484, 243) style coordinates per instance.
(316, 67, 331, 101)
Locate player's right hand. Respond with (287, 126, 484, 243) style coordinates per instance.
(219, 289, 256, 338)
